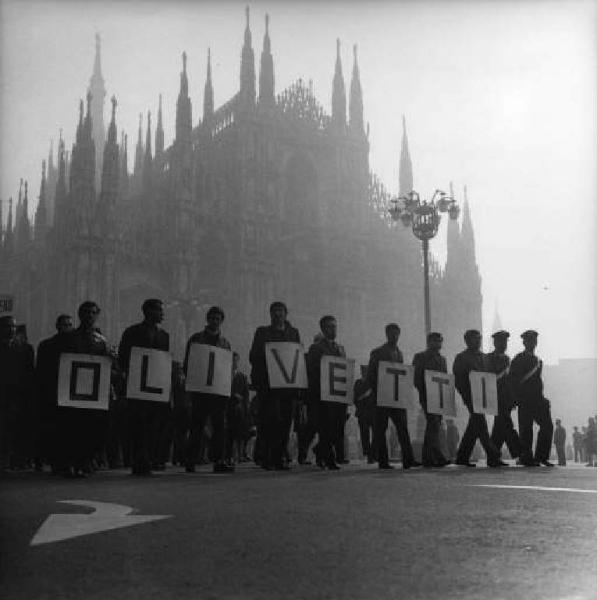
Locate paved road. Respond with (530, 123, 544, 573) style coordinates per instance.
(2, 462, 596, 600)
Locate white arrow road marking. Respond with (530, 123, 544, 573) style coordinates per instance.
(471, 484, 597, 494)
(31, 500, 172, 546)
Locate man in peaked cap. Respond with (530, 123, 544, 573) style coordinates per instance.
(487, 330, 520, 463)
(509, 330, 554, 467)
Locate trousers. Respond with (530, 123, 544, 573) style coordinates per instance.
(373, 406, 414, 467)
(518, 398, 553, 463)
(186, 396, 226, 466)
(422, 412, 446, 465)
(456, 411, 499, 464)
(490, 410, 521, 459)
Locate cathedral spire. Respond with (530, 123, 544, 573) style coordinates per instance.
(134, 113, 144, 176)
(35, 160, 48, 239)
(461, 185, 477, 264)
(89, 33, 106, 190)
(331, 39, 346, 129)
(143, 111, 153, 189)
(155, 94, 164, 157)
(100, 95, 119, 213)
(259, 14, 274, 106)
(239, 6, 256, 108)
(398, 116, 413, 197)
(349, 44, 363, 132)
(17, 180, 31, 247)
(176, 51, 193, 144)
(4, 197, 14, 255)
(54, 135, 67, 234)
(203, 49, 214, 121)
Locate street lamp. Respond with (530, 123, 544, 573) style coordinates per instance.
(388, 189, 460, 337)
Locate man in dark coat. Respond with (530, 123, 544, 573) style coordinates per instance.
(367, 323, 418, 470)
(249, 301, 301, 470)
(553, 419, 566, 466)
(306, 315, 346, 470)
(35, 314, 73, 471)
(509, 330, 554, 467)
(453, 329, 502, 467)
(487, 330, 520, 462)
(118, 299, 170, 476)
(184, 306, 233, 474)
(413, 332, 449, 467)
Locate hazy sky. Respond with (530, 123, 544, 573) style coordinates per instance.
(1, 0, 596, 363)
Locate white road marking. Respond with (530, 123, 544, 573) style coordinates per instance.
(471, 484, 597, 494)
(31, 500, 171, 546)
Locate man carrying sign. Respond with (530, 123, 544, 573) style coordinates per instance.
(306, 315, 347, 470)
(509, 330, 554, 467)
(487, 330, 520, 464)
(453, 330, 501, 468)
(249, 301, 301, 470)
(367, 323, 418, 470)
(413, 332, 450, 468)
(184, 306, 233, 474)
(118, 299, 170, 476)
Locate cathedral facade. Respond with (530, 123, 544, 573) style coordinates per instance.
(0, 9, 482, 370)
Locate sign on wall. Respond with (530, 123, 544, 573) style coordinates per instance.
(376, 362, 415, 409)
(185, 344, 232, 397)
(320, 355, 355, 404)
(265, 342, 308, 389)
(469, 371, 499, 416)
(424, 370, 457, 417)
(126, 347, 172, 403)
(57, 353, 112, 410)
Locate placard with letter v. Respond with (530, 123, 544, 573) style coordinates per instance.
(265, 342, 308, 389)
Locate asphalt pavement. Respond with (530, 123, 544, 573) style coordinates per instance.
(1, 461, 596, 600)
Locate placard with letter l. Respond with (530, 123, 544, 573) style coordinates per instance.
(57, 353, 112, 410)
(376, 362, 414, 409)
(185, 344, 233, 397)
(424, 370, 456, 416)
(265, 342, 308, 389)
(320, 355, 355, 404)
(126, 346, 172, 403)
(469, 371, 498, 415)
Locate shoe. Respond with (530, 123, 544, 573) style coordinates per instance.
(539, 460, 555, 467)
(517, 459, 539, 467)
(326, 462, 340, 470)
(455, 461, 476, 467)
(273, 464, 290, 471)
(213, 462, 235, 473)
(185, 465, 196, 473)
(316, 458, 326, 469)
(378, 463, 394, 470)
(422, 462, 435, 468)
(488, 460, 510, 468)
(436, 460, 451, 468)
(298, 458, 312, 465)
(340, 459, 350, 464)
(409, 461, 422, 468)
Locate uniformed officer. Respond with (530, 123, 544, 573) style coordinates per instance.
(453, 329, 502, 467)
(118, 299, 169, 476)
(510, 330, 554, 466)
(184, 306, 234, 474)
(487, 330, 520, 463)
(413, 332, 450, 467)
(367, 323, 418, 470)
(249, 301, 301, 470)
(306, 315, 346, 470)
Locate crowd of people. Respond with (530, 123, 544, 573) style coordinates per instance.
(1, 298, 592, 478)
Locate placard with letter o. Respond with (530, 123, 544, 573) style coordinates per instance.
(57, 353, 112, 410)
(424, 370, 456, 416)
(126, 346, 172, 403)
(320, 355, 355, 404)
(185, 344, 233, 397)
(376, 362, 414, 409)
(265, 342, 308, 389)
(469, 371, 499, 415)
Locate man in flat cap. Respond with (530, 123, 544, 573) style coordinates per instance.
(487, 330, 520, 463)
(453, 329, 501, 467)
(413, 332, 450, 467)
(509, 330, 554, 466)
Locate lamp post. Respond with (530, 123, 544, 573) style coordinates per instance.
(388, 190, 460, 337)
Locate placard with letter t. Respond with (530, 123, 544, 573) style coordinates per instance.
(185, 344, 233, 397)
(469, 371, 498, 416)
(57, 353, 112, 410)
(320, 355, 355, 404)
(424, 370, 457, 417)
(126, 347, 172, 403)
(376, 362, 415, 409)
(265, 342, 308, 389)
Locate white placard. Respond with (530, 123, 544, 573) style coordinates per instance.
(185, 344, 232, 397)
(126, 347, 172, 403)
(424, 370, 456, 417)
(321, 356, 355, 404)
(265, 342, 308, 389)
(469, 371, 499, 416)
(376, 362, 415, 409)
(57, 353, 111, 410)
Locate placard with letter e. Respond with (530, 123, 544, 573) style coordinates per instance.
(265, 342, 308, 389)
(320, 356, 355, 404)
(469, 371, 499, 416)
(376, 362, 415, 409)
(126, 346, 172, 403)
(185, 344, 233, 397)
(57, 353, 112, 410)
(424, 370, 456, 417)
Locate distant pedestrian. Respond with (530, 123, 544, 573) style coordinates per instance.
(553, 419, 566, 466)
(572, 426, 583, 463)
